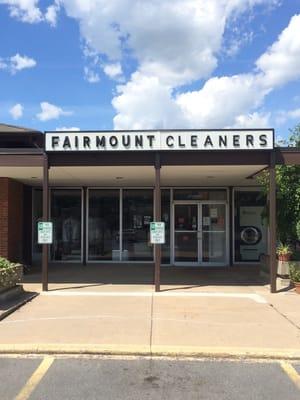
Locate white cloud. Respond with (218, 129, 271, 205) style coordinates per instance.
(113, 73, 186, 130)
(275, 107, 300, 125)
(0, 53, 36, 74)
(0, 0, 61, 24)
(103, 62, 122, 80)
(10, 53, 36, 72)
(37, 102, 73, 121)
(9, 103, 23, 119)
(56, 126, 80, 131)
(256, 14, 300, 88)
(0, 0, 43, 23)
(230, 112, 271, 128)
(84, 66, 100, 83)
(113, 12, 300, 130)
(45, 2, 60, 27)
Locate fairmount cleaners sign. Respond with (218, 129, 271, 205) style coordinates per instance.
(45, 130, 274, 152)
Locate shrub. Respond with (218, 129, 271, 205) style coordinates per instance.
(0, 257, 18, 269)
(289, 263, 300, 283)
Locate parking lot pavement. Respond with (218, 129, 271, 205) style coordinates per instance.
(0, 356, 299, 400)
(0, 357, 42, 400)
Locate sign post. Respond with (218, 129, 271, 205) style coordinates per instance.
(38, 221, 53, 245)
(150, 222, 165, 244)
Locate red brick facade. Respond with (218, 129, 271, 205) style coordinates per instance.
(0, 178, 24, 262)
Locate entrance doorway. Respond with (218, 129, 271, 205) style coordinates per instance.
(173, 202, 228, 266)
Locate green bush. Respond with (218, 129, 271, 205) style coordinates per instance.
(289, 263, 300, 283)
(0, 257, 18, 269)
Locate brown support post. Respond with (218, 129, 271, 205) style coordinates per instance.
(154, 153, 161, 292)
(42, 154, 49, 291)
(269, 151, 277, 293)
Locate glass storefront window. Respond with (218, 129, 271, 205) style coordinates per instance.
(234, 190, 267, 262)
(161, 189, 171, 263)
(174, 189, 227, 201)
(88, 189, 120, 261)
(122, 189, 153, 261)
(51, 189, 82, 261)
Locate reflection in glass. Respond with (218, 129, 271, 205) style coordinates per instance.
(161, 190, 171, 263)
(175, 205, 197, 231)
(51, 189, 82, 261)
(202, 204, 226, 263)
(32, 189, 42, 264)
(202, 232, 226, 262)
(175, 232, 198, 262)
(123, 190, 153, 261)
(88, 190, 120, 261)
(202, 204, 226, 231)
(174, 189, 227, 201)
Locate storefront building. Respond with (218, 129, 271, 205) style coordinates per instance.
(1, 124, 300, 292)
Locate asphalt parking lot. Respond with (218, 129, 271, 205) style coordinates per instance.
(1, 356, 299, 400)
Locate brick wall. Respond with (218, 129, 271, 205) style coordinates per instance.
(0, 178, 24, 262)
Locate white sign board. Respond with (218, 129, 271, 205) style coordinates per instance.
(38, 222, 53, 244)
(46, 130, 274, 152)
(150, 222, 165, 244)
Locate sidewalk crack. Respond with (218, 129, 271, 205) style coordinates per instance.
(268, 303, 300, 331)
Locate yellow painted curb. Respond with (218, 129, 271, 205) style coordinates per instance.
(0, 343, 300, 360)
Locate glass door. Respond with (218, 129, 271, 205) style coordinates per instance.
(174, 203, 199, 264)
(173, 202, 228, 266)
(201, 203, 227, 265)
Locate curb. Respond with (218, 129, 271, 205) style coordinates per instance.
(0, 344, 300, 360)
(0, 292, 39, 322)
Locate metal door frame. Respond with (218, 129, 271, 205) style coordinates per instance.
(172, 200, 229, 267)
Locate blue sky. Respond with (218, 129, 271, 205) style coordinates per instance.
(0, 0, 300, 141)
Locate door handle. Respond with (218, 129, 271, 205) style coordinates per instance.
(197, 231, 202, 240)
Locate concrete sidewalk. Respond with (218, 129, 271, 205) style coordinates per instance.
(0, 284, 299, 359)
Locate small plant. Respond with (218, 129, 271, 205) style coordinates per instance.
(0, 257, 23, 290)
(289, 263, 300, 283)
(0, 257, 18, 269)
(276, 243, 293, 261)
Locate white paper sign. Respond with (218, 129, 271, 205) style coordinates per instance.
(150, 222, 165, 244)
(210, 208, 218, 218)
(38, 222, 53, 244)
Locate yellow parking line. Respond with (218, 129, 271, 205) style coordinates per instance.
(15, 356, 54, 400)
(280, 361, 300, 390)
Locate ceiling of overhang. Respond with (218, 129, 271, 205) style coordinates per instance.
(0, 165, 266, 186)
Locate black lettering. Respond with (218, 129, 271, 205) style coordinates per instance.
(135, 135, 143, 147)
(191, 135, 197, 147)
(166, 136, 174, 147)
(83, 136, 90, 148)
(204, 135, 213, 147)
(219, 135, 227, 147)
(259, 134, 267, 147)
(52, 136, 59, 148)
(147, 135, 155, 147)
(63, 136, 71, 148)
(96, 136, 105, 148)
(74, 136, 79, 148)
(122, 135, 130, 147)
(109, 136, 118, 147)
(246, 134, 254, 147)
(178, 136, 185, 147)
(233, 135, 240, 147)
